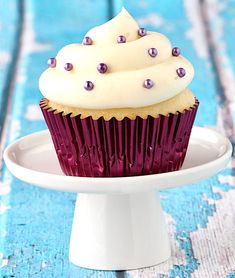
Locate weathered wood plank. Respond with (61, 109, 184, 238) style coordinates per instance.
(193, 0, 235, 277)
(112, 1, 235, 277)
(0, 1, 22, 138)
(1, 0, 235, 277)
(0, 0, 22, 271)
(202, 0, 235, 143)
(0, 1, 118, 277)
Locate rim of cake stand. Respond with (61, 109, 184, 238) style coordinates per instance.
(3, 126, 232, 194)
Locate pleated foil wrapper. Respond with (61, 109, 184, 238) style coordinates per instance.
(40, 99, 199, 177)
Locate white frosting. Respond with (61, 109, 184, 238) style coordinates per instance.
(39, 8, 194, 109)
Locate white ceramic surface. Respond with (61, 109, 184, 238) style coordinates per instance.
(3, 126, 232, 270)
(70, 191, 171, 270)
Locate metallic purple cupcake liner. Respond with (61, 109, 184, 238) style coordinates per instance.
(40, 99, 199, 177)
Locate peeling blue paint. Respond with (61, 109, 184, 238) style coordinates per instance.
(1, 0, 235, 277)
(118, 1, 235, 277)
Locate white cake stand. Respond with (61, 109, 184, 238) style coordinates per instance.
(3, 126, 232, 270)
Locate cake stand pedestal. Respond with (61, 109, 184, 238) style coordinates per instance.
(4, 127, 232, 270)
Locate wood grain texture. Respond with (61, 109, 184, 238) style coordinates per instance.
(113, 0, 235, 277)
(0, 0, 235, 277)
(0, 1, 116, 277)
(0, 1, 22, 139)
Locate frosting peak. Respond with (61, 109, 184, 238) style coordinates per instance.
(86, 8, 139, 45)
(39, 8, 194, 109)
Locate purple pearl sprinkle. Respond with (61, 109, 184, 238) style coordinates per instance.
(117, 35, 126, 43)
(144, 79, 154, 89)
(84, 81, 94, 91)
(64, 63, 73, 71)
(176, 68, 186, 78)
(138, 28, 147, 37)
(97, 63, 108, 74)
(172, 47, 181, 56)
(83, 36, 92, 45)
(47, 58, 56, 68)
(148, 48, 158, 57)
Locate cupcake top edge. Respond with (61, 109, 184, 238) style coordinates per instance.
(39, 8, 195, 109)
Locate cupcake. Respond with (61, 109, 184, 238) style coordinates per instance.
(39, 8, 199, 177)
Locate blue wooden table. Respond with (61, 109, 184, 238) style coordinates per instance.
(0, 0, 235, 277)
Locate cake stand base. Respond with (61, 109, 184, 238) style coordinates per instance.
(4, 127, 232, 270)
(70, 191, 170, 270)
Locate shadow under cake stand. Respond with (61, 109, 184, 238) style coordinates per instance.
(4, 126, 232, 270)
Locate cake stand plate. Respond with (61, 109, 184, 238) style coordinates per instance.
(4, 127, 232, 270)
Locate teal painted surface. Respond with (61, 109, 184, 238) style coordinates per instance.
(0, 1, 116, 277)
(0, 0, 235, 277)
(117, 1, 235, 277)
(0, 1, 21, 134)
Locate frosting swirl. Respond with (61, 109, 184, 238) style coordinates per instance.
(39, 8, 194, 109)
